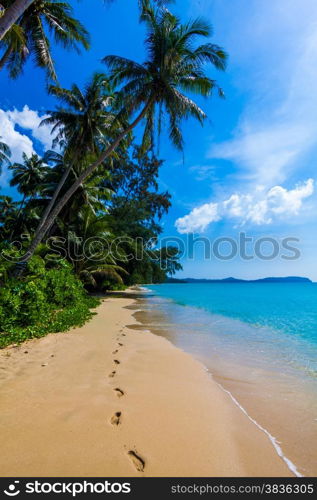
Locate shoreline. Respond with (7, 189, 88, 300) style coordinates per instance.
(134, 288, 317, 477)
(0, 291, 292, 477)
(131, 296, 303, 478)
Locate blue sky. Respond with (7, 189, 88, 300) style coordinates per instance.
(1, 0, 317, 280)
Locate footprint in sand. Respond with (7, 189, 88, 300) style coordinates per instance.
(110, 412, 122, 425)
(114, 388, 124, 398)
(109, 371, 116, 378)
(128, 450, 145, 472)
(114, 359, 120, 365)
(112, 349, 119, 355)
(118, 343, 123, 347)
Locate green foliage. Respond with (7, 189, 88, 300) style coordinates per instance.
(103, 3, 227, 152)
(1, 0, 90, 81)
(9, 153, 48, 197)
(129, 271, 147, 285)
(101, 280, 127, 292)
(0, 257, 99, 348)
(42, 74, 122, 156)
(0, 2, 214, 345)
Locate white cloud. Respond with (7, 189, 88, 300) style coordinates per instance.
(175, 179, 314, 233)
(0, 105, 53, 186)
(176, 202, 220, 233)
(6, 105, 52, 150)
(0, 109, 34, 161)
(0, 109, 34, 186)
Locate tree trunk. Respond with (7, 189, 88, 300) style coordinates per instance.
(9, 193, 26, 241)
(21, 97, 154, 262)
(32, 161, 75, 242)
(0, 46, 12, 70)
(0, 0, 35, 41)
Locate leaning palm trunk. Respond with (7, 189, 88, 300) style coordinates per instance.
(21, 97, 154, 262)
(0, 0, 35, 40)
(33, 163, 73, 235)
(31, 150, 81, 244)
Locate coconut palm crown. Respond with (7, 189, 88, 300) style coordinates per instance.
(0, 0, 90, 80)
(103, 4, 227, 151)
(9, 152, 47, 194)
(40, 73, 121, 158)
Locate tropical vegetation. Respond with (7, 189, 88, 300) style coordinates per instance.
(0, 0, 227, 346)
(0, 0, 89, 79)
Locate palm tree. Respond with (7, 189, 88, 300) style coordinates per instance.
(32, 74, 122, 245)
(9, 153, 48, 237)
(9, 152, 48, 199)
(56, 206, 128, 289)
(0, 0, 90, 80)
(0, 195, 18, 241)
(42, 74, 118, 155)
(0, 138, 11, 172)
(23, 2, 227, 262)
(0, 0, 170, 42)
(0, 21, 27, 70)
(0, 195, 17, 222)
(0, 1, 35, 41)
(40, 150, 113, 229)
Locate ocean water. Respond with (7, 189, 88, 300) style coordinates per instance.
(147, 283, 317, 380)
(137, 283, 317, 476)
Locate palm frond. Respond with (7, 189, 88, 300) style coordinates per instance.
(2, 0, 90, 81)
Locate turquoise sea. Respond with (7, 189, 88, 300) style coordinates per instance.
(147, 283, 317, 379)
(138, 283, 317, 476)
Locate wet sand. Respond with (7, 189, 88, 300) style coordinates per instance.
(132, 295, 316, 477)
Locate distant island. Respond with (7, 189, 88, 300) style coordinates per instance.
(165, 276, 313, 284)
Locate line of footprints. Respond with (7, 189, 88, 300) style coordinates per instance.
(108, 326, 145, 473)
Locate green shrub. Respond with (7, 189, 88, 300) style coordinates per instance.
(101, 279, 127, 292)
(0, 258, 100, 348)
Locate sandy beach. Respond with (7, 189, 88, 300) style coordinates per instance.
(0, 291, 292, 477)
